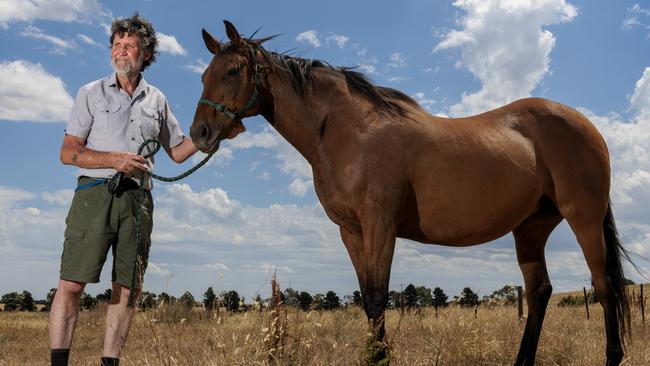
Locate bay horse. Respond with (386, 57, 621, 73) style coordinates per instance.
(190, 21, 631, 365)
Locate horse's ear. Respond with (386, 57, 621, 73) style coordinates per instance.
(202, 28, 221, 54)
(223, 20, 242, 47)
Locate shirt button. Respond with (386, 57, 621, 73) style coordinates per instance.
(131, 137, 135, 141)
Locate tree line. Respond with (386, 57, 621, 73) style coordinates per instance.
(0, 284, 526, 312)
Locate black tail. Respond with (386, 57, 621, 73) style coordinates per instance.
(603, 199, 632, 343)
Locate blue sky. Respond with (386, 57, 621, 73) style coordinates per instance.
(1, 0, 649, 301)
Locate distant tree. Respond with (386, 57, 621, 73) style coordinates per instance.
(403, 284, 419, 308)
(81, 293, 97, 310)
(298, 291, 313, 311)
(352, 290, 363, 307)
(312, 293, 324, 310)
(159, 292, 171, 305)
(323, 291, 341, 310)
(96, 288, 113, 303)
(283, 288, 300, 307)
(459, 287, 479, 307)
(138, 291, 157, 311)
(489, 285, 518, 305)
(203, 287, 217, 310)
(432, 287, 448, 308)
(625, 278, 635, 285)
(1, 292, 20, 312)
(180, 291, 195, 309)
(415, 286, 433, 307)
(387, 290, 403, 309)
(253, 294, 264, 311)
(20, 291, 37, 312)
(42, 288, 57, 312)
(221, 290, 240, 312)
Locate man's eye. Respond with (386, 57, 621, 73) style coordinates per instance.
(227, 67, 240, 76)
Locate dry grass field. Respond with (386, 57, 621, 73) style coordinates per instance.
(0, 294, 649, 366)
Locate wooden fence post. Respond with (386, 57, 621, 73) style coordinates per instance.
(583, 287, 590, 320)
(641, 283, 645, 325)
(517, 286, 524, 320)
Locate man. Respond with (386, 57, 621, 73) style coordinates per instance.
(48, 14, 198, 366)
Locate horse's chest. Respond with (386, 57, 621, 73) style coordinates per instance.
(312, 170, 361, 232)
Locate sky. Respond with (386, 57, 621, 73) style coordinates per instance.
(0, 0, 649, 302)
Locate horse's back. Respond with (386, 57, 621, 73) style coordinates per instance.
(399, 98, 610, 245)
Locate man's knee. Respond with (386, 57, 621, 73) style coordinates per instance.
(58, 280, 86, 298)
(111, 283, 141, 303)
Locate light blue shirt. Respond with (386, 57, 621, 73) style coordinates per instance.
(65, 73, 185, 189)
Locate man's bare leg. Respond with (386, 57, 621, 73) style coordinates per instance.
(102, 282, 140, 359)
(49, 279, 86, 365)
(49, 279, 86, 348)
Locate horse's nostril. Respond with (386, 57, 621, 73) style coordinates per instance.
(201, 125, 209, 139)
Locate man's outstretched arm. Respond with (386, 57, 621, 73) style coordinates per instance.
(167, 137, 199, 164)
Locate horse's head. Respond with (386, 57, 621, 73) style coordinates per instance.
(190, 20, 264, 154)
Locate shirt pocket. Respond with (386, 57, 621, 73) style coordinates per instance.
(140, 106, 162, 140)
(93, 102, 121, 133)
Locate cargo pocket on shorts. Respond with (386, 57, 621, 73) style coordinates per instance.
(60, 227, 87, 279)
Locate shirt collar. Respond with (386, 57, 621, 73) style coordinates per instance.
(106, 73, 148, 97)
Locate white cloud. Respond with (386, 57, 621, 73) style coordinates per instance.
(41, 190, 74, 206)
(20, 25, 75, 53)
(257, 263, 293, 273)
(387, 52, 407, 68)
(0, 0, 108, 27)
(205, 262, 230, 271)
(155, 183, 243, 224)
(157, 32, 187, 56)
(412, 92, 437, 110)
(288, 178, 312, 197)
(358, 63, 378, 75)
(184, 58, 208, 74)
(629, 66, 650, 117)
(77, 33, 102, 48)
(435, 0, 578, 117)
(296, 30, 321, 47)
(326, 34, 349, 49)
(0, 60, 74, 122)
(623, 4, 650, 32)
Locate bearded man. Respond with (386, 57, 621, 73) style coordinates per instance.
(48, 13, 197, 366)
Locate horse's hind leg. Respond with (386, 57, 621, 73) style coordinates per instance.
(564, 204, 628, 366)
(513, 199, 563, 366)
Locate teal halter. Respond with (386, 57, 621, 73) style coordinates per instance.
(197, 46, 263, 120)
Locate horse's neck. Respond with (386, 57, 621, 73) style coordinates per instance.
(260, 73, 328, 165)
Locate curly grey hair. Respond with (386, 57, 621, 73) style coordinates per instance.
(110, 13, 158, 71)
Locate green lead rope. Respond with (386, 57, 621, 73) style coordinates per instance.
(126, 138, 214, 307)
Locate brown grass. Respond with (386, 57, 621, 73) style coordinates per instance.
(1, 301, 649, 365)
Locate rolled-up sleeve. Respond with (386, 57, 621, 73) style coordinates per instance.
(159, 99, 185, 150)
(65, 86, 92, 139)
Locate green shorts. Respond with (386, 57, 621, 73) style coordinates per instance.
(59, 176, 153, 289)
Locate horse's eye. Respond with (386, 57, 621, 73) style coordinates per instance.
(227, 67, 240, 76)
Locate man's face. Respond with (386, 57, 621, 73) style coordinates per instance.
(111, 33, 148, 75)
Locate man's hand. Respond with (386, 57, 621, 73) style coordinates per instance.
(112, 152, 149, 175)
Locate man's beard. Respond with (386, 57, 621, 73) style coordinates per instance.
(112, 53, 143, 75)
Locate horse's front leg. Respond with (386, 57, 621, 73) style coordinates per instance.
(339, 216, 396, 364)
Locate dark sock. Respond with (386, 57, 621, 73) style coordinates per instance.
(51, 348, 70, 366)
(101, 357, 120, 366)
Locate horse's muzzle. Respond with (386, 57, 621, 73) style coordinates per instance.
(190, 119, 221, 154)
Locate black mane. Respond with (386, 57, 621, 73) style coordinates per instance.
(225, 39, 421, 117)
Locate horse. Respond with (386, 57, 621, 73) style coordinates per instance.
(189, 20, 632, 365)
